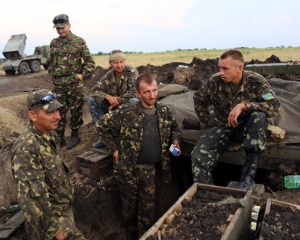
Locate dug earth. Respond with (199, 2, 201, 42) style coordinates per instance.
(1, 56, 300, 239)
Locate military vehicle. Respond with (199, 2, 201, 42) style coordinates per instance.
(2, 34, 50, 75)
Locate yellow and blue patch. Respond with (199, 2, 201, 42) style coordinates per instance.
(262, 93, 274, 100)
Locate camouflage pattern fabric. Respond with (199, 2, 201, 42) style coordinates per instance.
(11, 124, 85, 239)
(48, 31, 95, 132)
(96, 101, 180, 236)
(91, 65, 139, 105)
(53, 78, 84, 132)
(114, 167, 156, 237)
(192, 112, 268, 183)
(96, 102, 180, 182)
(48, 31, 95, 78)
(194, 70, 280, 127)
(192, 70, 280, 184)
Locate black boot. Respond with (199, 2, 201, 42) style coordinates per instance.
(92, 138, 104, 148)
(57, 131, 66, 147)
(237, 151, 260, 190)
(66, 129, 81, 150)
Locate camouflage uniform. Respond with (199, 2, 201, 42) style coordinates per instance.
(48, 31, 95, 132)
(89, 65, 139, 122)
(192, 70, 280, 184)
(96, 102, 180, 236)
(11, 124, 86, 240)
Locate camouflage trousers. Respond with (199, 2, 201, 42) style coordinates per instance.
(52, 75, 84, 133)
(191, 111, 267, 184)
(25, 207, 86, 240)
(114, 166, 156, 238)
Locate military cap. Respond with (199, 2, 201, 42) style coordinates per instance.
(27, 89, 62, 112)
(53, 14, 69, 28)
(109, 50, 126, 62)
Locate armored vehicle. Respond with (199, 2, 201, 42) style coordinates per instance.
(2, 34, 50, 75)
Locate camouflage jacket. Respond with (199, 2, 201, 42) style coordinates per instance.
(11, 123, 73, 240)
(96, 102, 180, 181)
(91, 65, 139, 105)
(194, 70, 280, 127)
(48, 31, 95, 78)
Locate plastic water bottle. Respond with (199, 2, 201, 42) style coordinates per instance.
(9, 204, 21, 213)
(284, 175, 300, 188)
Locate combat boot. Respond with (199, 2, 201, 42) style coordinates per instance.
(237, 151, 260, 190)
(66, 129, 81, 150)
(92, 138, 104, 148)
(57, 131, 66, 147)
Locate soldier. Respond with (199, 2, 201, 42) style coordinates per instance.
(192, 49, 280, 190)
(11, 89, 86, 240)
(96, 73, 181, 238)
(49, 14, 95, 150)
(88, 50, 139, 148)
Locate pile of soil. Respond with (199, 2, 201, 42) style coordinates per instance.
(146, 189, 240, 240)
(260, 202, 300, 239)
(0, 55, 300, 239)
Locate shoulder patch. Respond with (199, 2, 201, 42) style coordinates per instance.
(262, 93, 274, 100)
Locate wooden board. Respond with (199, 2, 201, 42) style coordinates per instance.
(0, 210, 24, 239)
(180, 141, 300, 170)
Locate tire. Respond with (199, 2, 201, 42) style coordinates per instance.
(5, 70, 16, 75)
(18, 62, 30, 74)
(30, 60, 41, 73)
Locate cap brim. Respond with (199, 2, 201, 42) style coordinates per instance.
(43, 100, 63, 112)
(53, 23, 66, 28)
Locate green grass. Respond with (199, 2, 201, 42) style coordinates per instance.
(93, 47, 300, 68)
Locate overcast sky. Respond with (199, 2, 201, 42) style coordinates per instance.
(1, 0, 299, 55)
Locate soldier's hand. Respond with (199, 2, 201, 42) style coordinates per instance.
(106, 95, 120, 107)
(113, 150, 119, 163)
(228, 103, 247, 127)
(55, 228, 64, 240)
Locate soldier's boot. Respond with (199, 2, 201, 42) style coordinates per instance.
(57, 131, 66, 147)
(92, 138, 104, 148)
(66, 129, 81, 150)
(237, 151, 260, 190)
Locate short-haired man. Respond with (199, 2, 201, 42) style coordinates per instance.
(11, 89, 86, 239)
(89, 50, 139, 148)
(96, 74, 181, 238)
(49, 14, 95, 150)
(192, 49, 280, 190)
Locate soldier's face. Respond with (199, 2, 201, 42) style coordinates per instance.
(29, 109, 61, 134)
(218, 57, 243, 85)
(56, 23, 71, 38)
(136, 80, 158, 108)
(110, 59, 126, 76)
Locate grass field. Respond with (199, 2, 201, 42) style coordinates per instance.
(1, 47, 300, 75)
(93, 47, 300, 68)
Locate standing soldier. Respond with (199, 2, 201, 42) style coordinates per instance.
(11, 89, 86, 240)
(96, 73, 181, 238)
(49, 14, 95, 150)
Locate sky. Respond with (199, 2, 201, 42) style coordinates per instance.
(1, 0, 300, 55)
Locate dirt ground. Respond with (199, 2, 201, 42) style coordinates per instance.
(1, 57, 300, 239)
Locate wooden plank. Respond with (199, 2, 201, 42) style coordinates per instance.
(0, 210, 24, 239)
(227, 181, 265, 199)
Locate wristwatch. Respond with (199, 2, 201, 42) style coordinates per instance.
(82, 72, 87, 79)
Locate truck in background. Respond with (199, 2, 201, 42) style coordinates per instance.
(2, 34, 50, 75)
